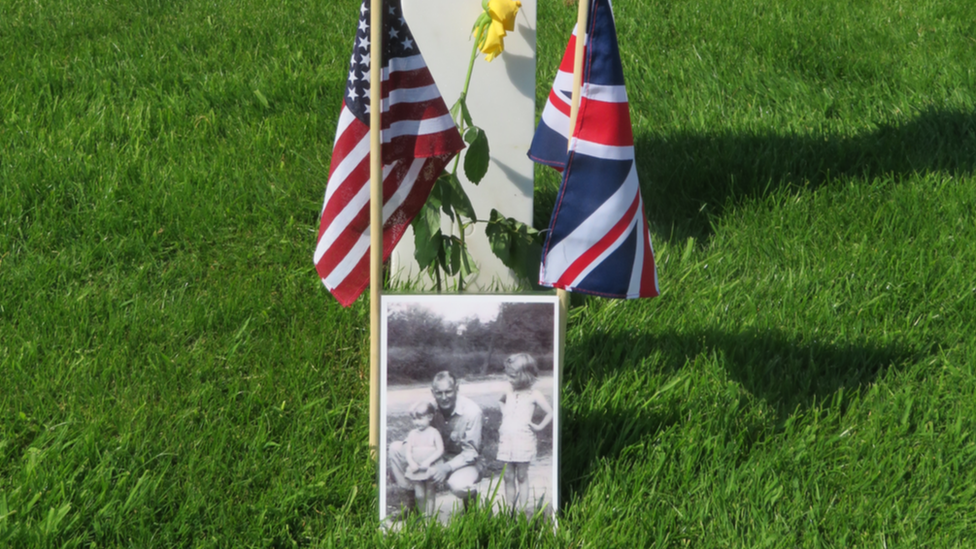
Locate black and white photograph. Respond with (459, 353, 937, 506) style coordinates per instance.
(380, 295, 560, 525)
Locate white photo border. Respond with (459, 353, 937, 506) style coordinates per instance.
(379, 294, 561, 523)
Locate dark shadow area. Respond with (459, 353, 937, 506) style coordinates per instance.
(531, 108, 976, 240)
(566, 328, 917, 414)
(636, 108, 976, 242)
(560, 401, 684, 504)
(558, 327, 919, 507)
(502, 50, 537, 100)
(492, 157, 535, 198)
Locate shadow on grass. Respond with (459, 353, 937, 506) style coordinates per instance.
(559, 327, 918, 506)
(639, 108, 976, 241)
(533, 108, 976, 240)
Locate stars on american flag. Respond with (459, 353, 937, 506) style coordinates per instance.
(315, 0, 464, 306)
(345, 0, 419, 121)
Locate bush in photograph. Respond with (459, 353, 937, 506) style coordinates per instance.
(388, 347, 554, 384)
(386, 302, 555, 382)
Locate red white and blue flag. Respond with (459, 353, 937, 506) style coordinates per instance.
(314, 0, 464, 306)
(528, 0, 659, 299)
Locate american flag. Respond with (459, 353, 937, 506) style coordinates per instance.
(314, 0, 464, 307)
(528, 0, 659, 299)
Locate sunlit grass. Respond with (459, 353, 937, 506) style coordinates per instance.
(2, 0, 975, 546)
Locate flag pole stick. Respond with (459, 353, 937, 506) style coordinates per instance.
(569, 0, 589, 138)
(558, 0, 589, 378)
(368, 0, 383, 457)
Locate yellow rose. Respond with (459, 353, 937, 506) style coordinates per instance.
(480, 19, 506, 62)
(488, 0, 520, 32)
(478, 0, 521, 62)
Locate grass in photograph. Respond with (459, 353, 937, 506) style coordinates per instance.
(2, 0, 975, 547)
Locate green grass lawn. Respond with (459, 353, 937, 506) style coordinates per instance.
(2, 0, 976, 546)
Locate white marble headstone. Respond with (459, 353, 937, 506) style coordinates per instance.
(392, 0, 537, 291)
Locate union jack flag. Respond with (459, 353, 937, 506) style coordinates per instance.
(528, 0, 659, 299)
(314, 0, 464, 307)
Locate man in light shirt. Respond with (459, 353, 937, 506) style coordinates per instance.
(388, 371, 484, 514)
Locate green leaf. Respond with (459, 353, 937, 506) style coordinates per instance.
(449, 236, 462, 276)
(459, 245, 477, 279)
(449, 99, 462, 125)
(485, 209, 543, 288)
(460, 99, 473, 128)
(437, 235, 455, 276)
(462, 127, 489, 184)
(434, 172, 455, 222)
(411, 201, 442, 270)
(443, 172, 477, 221)
(485, 210, 513, 264)
(253, 89, 270, 109)
(471, 12, 490, 35)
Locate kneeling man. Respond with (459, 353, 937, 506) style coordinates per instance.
(389, 371, 483, 514)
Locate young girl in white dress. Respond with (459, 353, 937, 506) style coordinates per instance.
(496, 353, 553, 511)
(402, 401, 444, 517)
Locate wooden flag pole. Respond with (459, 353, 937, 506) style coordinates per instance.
(558, 0, 590, 376)
(569, 0, 589, 136)
(368, 0, 383, 456)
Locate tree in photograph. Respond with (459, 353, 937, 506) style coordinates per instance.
(387, 305, 451, 349)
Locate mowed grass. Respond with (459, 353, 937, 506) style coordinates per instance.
(2, 0, 975, 546)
